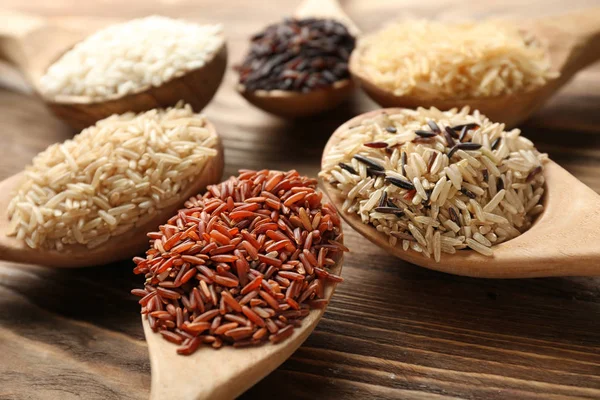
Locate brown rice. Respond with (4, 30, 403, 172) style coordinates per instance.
(7, 103, 219, 250)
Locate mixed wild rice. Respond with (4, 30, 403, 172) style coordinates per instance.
(132, 170, 346, 355)
(7, 103, 219, 250)
(320, 107, 546, 261)
(356, 20, 558, 100)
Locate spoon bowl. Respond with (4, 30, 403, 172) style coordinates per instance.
(237, 79, 353, 118)
(350, 8, 600, 127)
(0, 123, 224, 268)
(321, 109, 600, 278)
(142, 255, 343, 400)
(236, 0, 359, 118)
(0, 10, 228, 130)
(46, 43, 228, 131)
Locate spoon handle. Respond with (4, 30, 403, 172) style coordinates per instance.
(0, 9, 44, 72)
(536, 7, 600, 76)
(496, 161, 600, 277)
(294, 0, 360, 35)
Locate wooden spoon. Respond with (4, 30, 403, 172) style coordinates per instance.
(349, 8, 600, 127)
(0, 124, 224, 268)
(0, 9, 227, 131)
(236, 0, 359, 118)
(321, 109, 600, 279)
(142, 255, 342, 400)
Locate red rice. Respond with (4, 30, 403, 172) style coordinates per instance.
(132, 170, 345, 355)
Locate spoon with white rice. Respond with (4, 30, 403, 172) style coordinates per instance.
(0, 11, 227, 130)
(0, 104, 224, 267)
(320, 108, 600, 278)
(349, 8, 600, 127)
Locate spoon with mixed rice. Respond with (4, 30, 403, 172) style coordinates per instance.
(0, 11, 227, 130)
(349, 8, 600, 126)
(0, 104, 224, 267)
(320, 107, 600, 278)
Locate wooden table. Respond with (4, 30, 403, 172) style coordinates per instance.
(1, 0, 600, 399)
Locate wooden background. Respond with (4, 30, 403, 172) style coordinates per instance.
(1, 0, 600, 399)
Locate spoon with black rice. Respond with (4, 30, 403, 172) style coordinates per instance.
(236, 0, 360, 117)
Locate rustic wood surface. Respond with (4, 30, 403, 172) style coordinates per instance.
(1, 0, 600, 399)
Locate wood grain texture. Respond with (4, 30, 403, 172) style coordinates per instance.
(0, 0, 600, 399)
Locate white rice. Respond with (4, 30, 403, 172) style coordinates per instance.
(356, 19, 558, 100)
(39, 16, 224, 100)
(7, 103, 219, 250)
(320, 107, 547, 262)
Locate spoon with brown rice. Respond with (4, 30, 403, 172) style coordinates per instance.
(320, 108, 600, 278)
(349, 8, 600, 127)
(0, 104, 224, 267)
(0, 10, 227, 130)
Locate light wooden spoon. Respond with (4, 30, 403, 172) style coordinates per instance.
(236, 0, 359, 118)
(0, 9, 227, 131)
(0, 124, 224, 268)
(349, 8, 600, 127)
(142, 255, 343, 400)
(321, 109, 600, 279)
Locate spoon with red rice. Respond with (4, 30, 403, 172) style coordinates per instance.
(132, 170, 346, 399)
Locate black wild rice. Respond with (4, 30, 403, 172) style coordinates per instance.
(459, 125, 469, 142)
(445, 126, 459, 139)
(132, 170, 346, 355)
(452, 123, 479, 131)
(378, 191, 388, 208)
(374, 206, 404, 216)
(385, 176, 415, 190)
(448, 142, 483, 158)
(448, 207, 461, 226)
(338, 163, 357, 175)
(427, 120, 441, 133)
(237, 18, 355, 92)
(491, 137, 501, 150)
(497, 177, 505, 191)
(415, 130, 437, 138)
(354, 155, 384, 171)
(460, 188, 477, 199)
(367, 168, 385, 177)
(443, 127, 456, 147)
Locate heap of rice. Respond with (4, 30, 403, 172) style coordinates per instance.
(39, 16, 224, 100)
(355, 20, 558, 100)
(7, 103, 219, 250)
(320, 107, 546, 261)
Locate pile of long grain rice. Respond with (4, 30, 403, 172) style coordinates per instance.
(7, 103, 219, 250)
(320, 107, 546, 261)
(132, 170, 346, 354)
(40, 16, 224, 100)
(356, 20, 558, 100)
